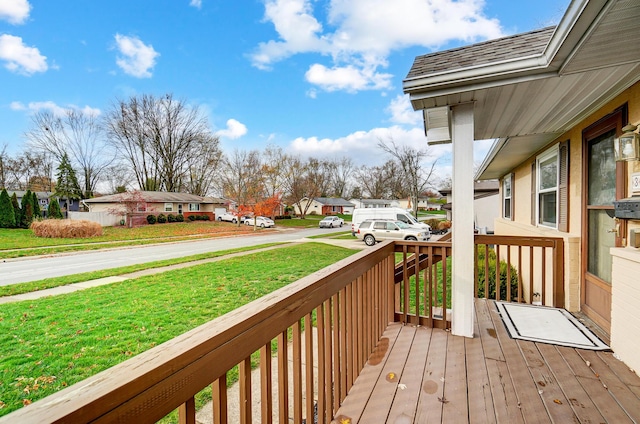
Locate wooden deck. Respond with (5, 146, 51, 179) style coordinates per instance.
(332, 298, 640, 423)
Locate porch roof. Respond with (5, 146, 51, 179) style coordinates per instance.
(403, 0, 640, 180)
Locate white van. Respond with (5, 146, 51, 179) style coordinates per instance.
(351, 207, 430, 238)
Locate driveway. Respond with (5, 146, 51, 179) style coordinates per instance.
(1, 227, 350, 286)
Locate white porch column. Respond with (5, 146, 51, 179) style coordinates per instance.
(450, 102, 475, 338)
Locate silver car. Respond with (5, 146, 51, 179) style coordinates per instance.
(355, 219, 430, 246)
(319, 216, 344, 228)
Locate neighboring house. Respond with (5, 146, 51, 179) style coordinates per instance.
(8, 190, 80, 216)
(83, 191, 225, 225)
(439, 180, 500, 233)
(396, 197, 432, 211)
(403, 0, 640, 372)
(349, 198, 397, 209)
(305, 197, 355, 215)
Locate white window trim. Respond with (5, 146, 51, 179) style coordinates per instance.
(503, 174, 512, 220)
(189, 203, 200, 211)
(536, 146, 559, 229)
(164, 202, 173, 212)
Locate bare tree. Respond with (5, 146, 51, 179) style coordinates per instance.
(0, 144, 7, 189)
(378, 137, 437, 217)
(184, 133, 223, 196)
(283, 157, 331, 218)
(104, 94, 211, 192)
(260, 145, 288, 199)
(220, 150, 263, 222)
(2, 150, 54, 191)
(327, 157, 354, 198)
(355, 160, 402, 199)
(25, 109, 114, 198)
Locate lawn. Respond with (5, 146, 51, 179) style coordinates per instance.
(0, 222, 261, 259)
(0, 243, 356, 417)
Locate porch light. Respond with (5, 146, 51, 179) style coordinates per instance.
(614, 124, 640, 161)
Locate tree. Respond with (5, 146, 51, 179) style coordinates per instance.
(184, 133, 223, 196)
(31, 191, 41, 219)
(0, 188, 16, 228)
(10, 192, 21, 226)
(106, 190, 149, 228)
(220, 150, 264, 225)
(25, 109, 114, 198)
(54, 152, 82, 216)
(327, 157, 355, 198)
(20, 189, 34, 228)
(378, 138, 437, 217)
(104, 93, 212, 192)
(47, 197, 63, 219)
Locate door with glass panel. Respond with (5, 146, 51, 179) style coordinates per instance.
(582, 110, 625, 334)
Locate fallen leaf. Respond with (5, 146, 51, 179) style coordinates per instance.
(553, 399, 563, 405)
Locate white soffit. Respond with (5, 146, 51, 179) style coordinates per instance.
(476, 133, 562, 180)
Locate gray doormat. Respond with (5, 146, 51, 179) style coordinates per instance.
(496, 301, 609, 350)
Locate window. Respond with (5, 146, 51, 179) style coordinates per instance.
(503, 174, 512, 220)
(164, 203, 173, 212)
(373, 221, 387, 230)
(136, 203, 146, 212)
(536, 148, 559, 228)
(188, 203, 200, 211)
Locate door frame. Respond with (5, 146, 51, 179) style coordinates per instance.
(580, 104, 627, 333)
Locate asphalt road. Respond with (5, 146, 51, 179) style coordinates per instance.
(0, 226, 349, 286)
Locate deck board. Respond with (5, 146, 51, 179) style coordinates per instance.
(332, 299, 640, 423)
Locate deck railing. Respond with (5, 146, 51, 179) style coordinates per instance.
(1, 235, 564, 424)
(392, 234, 565, 330)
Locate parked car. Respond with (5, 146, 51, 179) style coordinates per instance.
(319, 216, 344, 228)
(351, 207, 431, 236)
(245, 216, 275, 228)
(217, 212, 238, 223)
(355, 219, 430, 246)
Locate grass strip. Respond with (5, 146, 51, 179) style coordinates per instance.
(0, 243, 356, 417)
(0, 243, 283, 297)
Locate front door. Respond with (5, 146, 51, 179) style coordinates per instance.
(581, 109, 626, 333)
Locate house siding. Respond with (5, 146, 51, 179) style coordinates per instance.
(497, 81, 640, 373)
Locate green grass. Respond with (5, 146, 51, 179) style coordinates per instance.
(0, 223, 258, 259)
(0, 243, 356, 417)
(0, 243, 283, 298)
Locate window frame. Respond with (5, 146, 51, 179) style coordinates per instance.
(164, 203, 174, 212)
(502, 174, 513, 220)
(188, 203, 200, 212)
(536, 146, 559, 229)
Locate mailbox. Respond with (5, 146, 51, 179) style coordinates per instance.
(613, 196, 640, 219)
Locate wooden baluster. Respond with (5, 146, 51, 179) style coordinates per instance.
(212, 375, 227, 424)
(293, 320, 303, 424)
(277, 331, 289, 424)
(260, 342, 273, 424)
(240, 357, 252, 424)
(178, 396, 196, 424)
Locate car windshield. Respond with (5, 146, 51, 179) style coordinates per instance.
(406, 215, 420, 224)
(395, 221, 410, 229)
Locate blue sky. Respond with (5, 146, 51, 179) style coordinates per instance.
(0, 0, 569, 179)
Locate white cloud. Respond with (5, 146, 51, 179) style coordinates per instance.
(0, 34, 47, 75)
(305, 63, 392, 92)
(0, 0, 31, 25)
(251, 0, 503, 93)
(217, 119, 248, 139)
(386, 95, 421, 125)
(114, 34, 159, 78)
(10, 100, 101, 117)
(190, 0, 202, 9)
